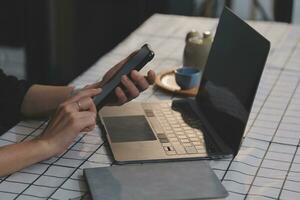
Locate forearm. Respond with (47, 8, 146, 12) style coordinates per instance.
(0, 139, 53, 176)
(21, 85, 74, 118)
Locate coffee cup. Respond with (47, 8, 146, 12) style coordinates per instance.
(175, 67, 202, 89)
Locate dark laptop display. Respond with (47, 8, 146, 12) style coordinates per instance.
(196, 8, 270, 155)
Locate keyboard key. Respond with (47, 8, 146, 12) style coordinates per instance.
(159, 138, 169, 143)
(178, 135, 187, 139)
(173, 128, 182, 132)
(167, 133, 175, 137)
(173, 144, 186, 154)
(164, 127, 172, 131)
(192, 141, 202, 146)
(169, 138, 178, 142)
(171, 124, 180, 128)
(187, 134, 196, 138)
(157, 133, 167, 139)
(190, 137, 199, 142)
(182, 143, 193, 147)
(148, 117, 164, 134)
(172, 142, 181, 146)
(165, 131, 174, 135)
(162, 143, 172, 147)
(175, 131, 184, 135)
(185, 146, 197, 154)
(195, 145, 205, 151)
(194, 130, 203, 134)
(160, 122, 169, 126)
(180, 139, 190, 143)
(196, 149, 205, 153)
(186, 130, 194, 134)
(166, 151, 176, 155)
(164, 146, 174, 151)
(144, 109, 155, 117)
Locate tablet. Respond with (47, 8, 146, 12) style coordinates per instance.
(84, 161, 228, 200)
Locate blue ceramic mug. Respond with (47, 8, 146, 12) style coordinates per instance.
(175, 67, 202, 89)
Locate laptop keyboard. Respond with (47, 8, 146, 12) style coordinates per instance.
(144, 102, 214, 156)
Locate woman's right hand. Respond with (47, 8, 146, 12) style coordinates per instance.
(38, 88, 101, 156)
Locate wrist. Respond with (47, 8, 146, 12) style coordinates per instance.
(33, 137, 58, 158)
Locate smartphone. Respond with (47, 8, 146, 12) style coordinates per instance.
(93, 44, 155, 110)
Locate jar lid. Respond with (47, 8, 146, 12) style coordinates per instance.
(203, 31, 211, 38)
(185, 30, 200, 42)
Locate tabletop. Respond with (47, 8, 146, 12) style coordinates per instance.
(0, 14, 300, 200)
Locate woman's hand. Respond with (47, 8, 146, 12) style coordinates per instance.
(0, 88, 101, 176)
(38, 88, 101, 156)
(83, 52, 156, 106)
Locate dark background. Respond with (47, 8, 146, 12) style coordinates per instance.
(0, 0, 294, 85)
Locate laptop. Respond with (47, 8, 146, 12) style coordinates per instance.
(98, 7, 270, 163)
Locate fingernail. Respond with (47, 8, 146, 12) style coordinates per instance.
(122, 75, 127, 81)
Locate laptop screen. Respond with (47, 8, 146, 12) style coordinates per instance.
(196, 8, 270, 156)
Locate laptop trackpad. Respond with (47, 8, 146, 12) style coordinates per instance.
(102, 116, 157, 143)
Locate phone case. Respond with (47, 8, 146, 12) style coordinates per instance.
(93, 44, 154, 110)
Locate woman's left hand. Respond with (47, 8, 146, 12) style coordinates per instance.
(81, 53, 156, 106)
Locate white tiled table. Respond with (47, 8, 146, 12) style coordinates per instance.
(1, 14, 300, 200)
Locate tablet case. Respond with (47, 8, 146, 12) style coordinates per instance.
(84, 161, 228, 200)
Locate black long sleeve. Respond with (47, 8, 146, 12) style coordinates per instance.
(0, 69, 32, 135)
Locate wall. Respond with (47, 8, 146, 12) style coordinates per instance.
(293, 0, 300, 24)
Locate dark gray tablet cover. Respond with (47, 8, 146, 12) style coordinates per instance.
(84, 161, 228, 200)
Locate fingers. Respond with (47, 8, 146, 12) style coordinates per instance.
(54, 89, 98, 129)
(111, 70, 156, 105)
(71, 111, 97, 132)
(130, 70, 149, 91)
(58, 96, 97, 116)
(123, 69, 156, 93)
(76, 97, 97, 114)
(79, 113, 96, 132)
(146, 70, 156, 85)
(86, 69, 156, 93)
(84, 81, 103, 89)
(82, 126, 95, 132)
(121, 75, 140, 99)
(114, 86, 127, 105)
(76, 110, 96, 118)
(130, 70, 156, 90)
(67, 88, 101, 104)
